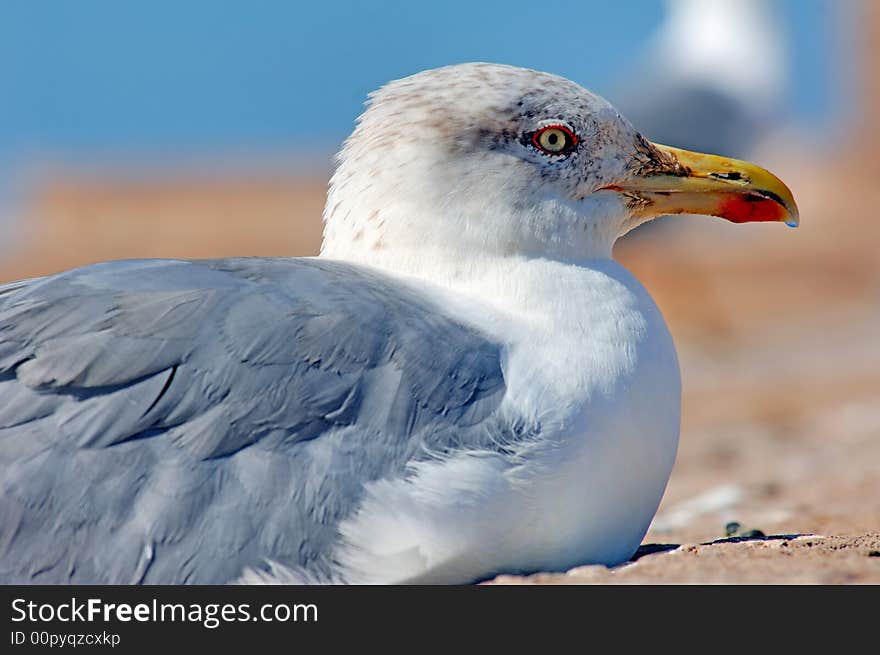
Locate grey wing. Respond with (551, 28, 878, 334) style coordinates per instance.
(0, 258, 508, 583)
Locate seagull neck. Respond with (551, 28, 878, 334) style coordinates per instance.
(321, 182, 623, 287)
(328, 245, 622, 321)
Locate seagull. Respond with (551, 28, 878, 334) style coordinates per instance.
(0, 63, 797, 584)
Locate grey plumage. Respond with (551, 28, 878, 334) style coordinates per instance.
(0, 258, 508, 583)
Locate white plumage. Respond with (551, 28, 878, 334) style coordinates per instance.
(312, 63, 682, 581)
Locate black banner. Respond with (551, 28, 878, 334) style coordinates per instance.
(0, 585, 869, 650)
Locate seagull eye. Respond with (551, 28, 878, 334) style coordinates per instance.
(532, 125, 578, 156)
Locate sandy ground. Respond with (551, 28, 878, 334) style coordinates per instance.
(492, 535, 880, 584)
(1, 144, 878, 584)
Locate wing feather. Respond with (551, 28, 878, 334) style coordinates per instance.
(0, 258, 510, 583)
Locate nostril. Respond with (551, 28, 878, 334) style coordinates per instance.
(709, 171, 748, 183)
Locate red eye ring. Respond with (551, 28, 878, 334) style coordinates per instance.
(531, 124, 578, 156)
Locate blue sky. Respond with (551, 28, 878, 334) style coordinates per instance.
(0, 0, 846, 161)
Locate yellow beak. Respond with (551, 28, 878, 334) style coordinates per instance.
(604, 141, 799, 227)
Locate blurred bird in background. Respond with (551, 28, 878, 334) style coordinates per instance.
(613, 0, 788, 158)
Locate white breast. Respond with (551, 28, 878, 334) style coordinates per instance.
(330, 257, 681, 584)
(483, 257, 681, 575)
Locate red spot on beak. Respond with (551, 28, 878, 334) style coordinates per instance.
(718, 194, 787, 224)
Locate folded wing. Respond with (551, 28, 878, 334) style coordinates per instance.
(0, 258, 507, 583)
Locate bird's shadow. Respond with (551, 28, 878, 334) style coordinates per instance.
(478, 534, 809, 582)
(629, 533, 807, 563)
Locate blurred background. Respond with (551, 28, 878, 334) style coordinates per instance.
(1, 0, 877, 580)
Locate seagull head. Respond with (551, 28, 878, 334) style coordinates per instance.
(321, 63, 797, 267)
